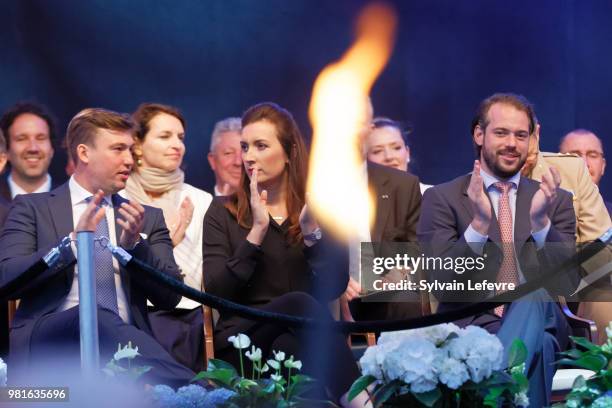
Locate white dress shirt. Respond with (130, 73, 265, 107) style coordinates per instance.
(8, 173, 52, 198)
(58, 176, 132, 323)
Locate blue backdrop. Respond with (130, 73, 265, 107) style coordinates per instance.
(1, 0, 610, 199)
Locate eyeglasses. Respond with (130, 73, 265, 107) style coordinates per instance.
(570, 150, 605, 160)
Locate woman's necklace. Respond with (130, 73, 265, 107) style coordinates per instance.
(271, 215, 284, 221)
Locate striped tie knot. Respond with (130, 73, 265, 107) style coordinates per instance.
(493, 181, 512, 196)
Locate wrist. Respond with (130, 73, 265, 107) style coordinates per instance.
(470, 217, 490, 235)
(247, 225, 268, 246)
(531, 216, 550, 233)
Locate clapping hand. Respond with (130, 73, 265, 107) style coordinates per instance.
(467, 160, 492, 235)
(170, 196, 194, 247)
(75, 190, 106, 233)
(246, 166, 270, 245)
(530, 166, 560, 232)
(118, 200, 145, 249)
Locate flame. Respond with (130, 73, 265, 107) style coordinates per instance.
(307, 3, 397, 241)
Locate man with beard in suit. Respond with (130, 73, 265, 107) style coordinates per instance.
(418, 93, 577, 406)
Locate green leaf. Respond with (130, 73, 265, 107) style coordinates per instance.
(572, 374, 587, 389)
(558, 349, 585, 359)
(570, 336, 599, 352)
(207, 358, 239, 374)
(347, 375, 377, 402)
(372, 380, 402, 408)
(557, 354, 607, 371)
(191, 368, 236, 387)
(287, 375, 317, 400)
(511, 372, 529, 391)
(507, 339, 528, 368)
(129, 365, 152, 380)
(483, 385, 504, 404)
(413, 388, 442, 407)
(237, 378, 258, 390)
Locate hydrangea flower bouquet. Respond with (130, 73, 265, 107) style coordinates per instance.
(348, 323, 529, 407)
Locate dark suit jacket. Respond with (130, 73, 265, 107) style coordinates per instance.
(0, 182, 182, 366)
(0, 174, 62, 202)
(367, 161, 422, 242)
(0, 198, 8, 230)
(417, 173, 577, 307)
(351, 162, 422, 321)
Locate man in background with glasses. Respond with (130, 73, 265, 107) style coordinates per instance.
(560, 129, 610, 216)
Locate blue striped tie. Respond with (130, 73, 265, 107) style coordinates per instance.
(87, 197, 119, 315)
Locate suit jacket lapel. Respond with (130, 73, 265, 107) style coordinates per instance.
(112, 194, 132, 298)
(368, 165, 391, 241)
(0, 177, 12, 202)
(48, 183, 74, 240)
(112, 194, 124, 244)
(515, 177, 539, 252)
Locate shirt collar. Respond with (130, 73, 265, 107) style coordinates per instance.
(8, 173, 52, 198)
(69, 176, 112, 207)
(479, 168, 521, 191)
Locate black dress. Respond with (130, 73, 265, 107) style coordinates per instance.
(202, 198, 359, 401)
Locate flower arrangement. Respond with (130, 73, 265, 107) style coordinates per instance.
(552, 322, 612, 408)
(188, 333, 332, 407)
(102, 341, 152, 380)
(348, 323, 529, 407)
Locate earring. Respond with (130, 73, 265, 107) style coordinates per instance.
(137, 157, 143, 166)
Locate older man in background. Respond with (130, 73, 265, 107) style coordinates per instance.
(559, 129, 610, 215)
(521, 123, 611, 343)
(207, 117, 242, 196)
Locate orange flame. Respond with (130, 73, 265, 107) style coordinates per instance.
(307, 3, 397, 241)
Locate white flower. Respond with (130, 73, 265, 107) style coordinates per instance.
(245, 346, 262, 362)
(255, 363, 270, 373)
(514, 391, 529, 407)
(379, 323, 460, 347)
(420, 323, 461, 345)
(267, 359, 280, 370)
(382, 337, 441, 393)
(359, 345, 386, 380)
(284, 356, 302, 370)
(438, 357, 469, 389)
(606, 322, 612, 339)
(273, 350, 286, 361)
(271, 373, 283, 382)
(113, 342, 140, 361)
(446, 326, 503, 383)
(0, 357, 6, 387)
(228, 334, 251, 350)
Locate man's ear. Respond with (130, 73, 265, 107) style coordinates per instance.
(0, 152, 7, 174)
(207, 152, 217, 171)
(76, 144, 89, 164)
(473, 124, 484, 148)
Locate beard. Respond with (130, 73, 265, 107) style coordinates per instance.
(481, 144, 526, 179)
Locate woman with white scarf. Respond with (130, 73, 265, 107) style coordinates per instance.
(125, 103, 212, 372)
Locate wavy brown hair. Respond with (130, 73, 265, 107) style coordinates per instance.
(225, 102, 308, 244)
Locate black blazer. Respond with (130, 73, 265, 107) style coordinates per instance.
(367, 161, 421, 242)
(417, 173, 577, 306)
(0, 182, 182, 366)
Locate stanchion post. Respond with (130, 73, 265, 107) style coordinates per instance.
(76, 231, 100, 376)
